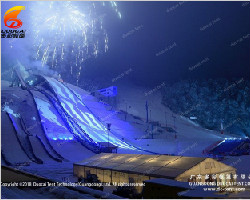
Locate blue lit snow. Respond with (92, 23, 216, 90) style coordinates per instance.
(34, 97, 74, 140)
(44, 77, 136, 150)
(2, 105, 20, 118)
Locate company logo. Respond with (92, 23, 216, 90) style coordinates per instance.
(4, 6, 25, 29)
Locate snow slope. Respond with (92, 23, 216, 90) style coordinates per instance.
(2, 75, 242, 165)
(1, 77, 249, 198)
(63, 81, 235, 156)
(1, 112, 30, 164)
(44, 77, 137, 151)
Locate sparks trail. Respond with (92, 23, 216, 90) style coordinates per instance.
(30, 1, 121, 83)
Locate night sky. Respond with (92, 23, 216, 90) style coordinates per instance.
(83, 1, 250, 86)
(1, 1, 250, 87)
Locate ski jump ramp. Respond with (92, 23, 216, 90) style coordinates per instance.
(34, 76, 138, 152)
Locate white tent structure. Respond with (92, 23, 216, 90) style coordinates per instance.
(74, 153, 236, 192)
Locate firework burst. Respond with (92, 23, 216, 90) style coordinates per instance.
(30, 1, 121, 84)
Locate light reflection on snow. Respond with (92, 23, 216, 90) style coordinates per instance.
(34, 97, 74, 141)
(45, 77, 136, 150)
(2, 105, 20, 118)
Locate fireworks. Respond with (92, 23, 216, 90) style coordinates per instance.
(30, 1, 121, 84)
